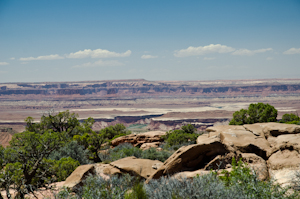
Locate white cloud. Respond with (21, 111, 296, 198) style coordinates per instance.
(10, 57, 15, 60)
(141, 55, 158, 59)
(0, 62, 9, 65)
(21, 62, 28, 65)
(19, 54, 64, 61)
(203, 57, 216, 60)
(73, 60, 123, 68)
(283, 48, 300, 55)
(67, 49, 131, 59)
(266, 57, 273, 60)
(232, 48, 273, 56)
(174, 44, 235, 57)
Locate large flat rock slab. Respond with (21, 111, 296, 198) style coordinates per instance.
(200, 125, 271, 158)
(146, 141, 229, 182)
(63, 164, 95, 191)
(110, 156, 163, 179)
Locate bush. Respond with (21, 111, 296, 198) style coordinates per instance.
(49, 140, 91, 165)
(99, 143, 142, 162)
(51, 157, 80, 182)
(99, 143, 172, 163)
(162, 124, 199, 147)
(280, 113, 300, 125)
(141, 147, 172, 162)
(230, 103, 278, 125)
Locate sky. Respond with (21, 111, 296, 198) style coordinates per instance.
(0, 0, 300, 83)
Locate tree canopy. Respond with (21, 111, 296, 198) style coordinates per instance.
(229, 103, 278, 125)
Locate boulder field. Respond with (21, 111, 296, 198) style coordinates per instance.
(64, 123, 300, 190)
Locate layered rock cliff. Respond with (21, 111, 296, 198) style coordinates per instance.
(1, 79, 300, 100)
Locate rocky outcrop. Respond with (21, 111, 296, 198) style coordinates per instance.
(199, 125, 271, 159)
(64, 123, 300, 189)
(63, 165, 95, 191)
(111, 131, 165, 147)
(146, 141, 229, 182)
(109, 156, 163, 179)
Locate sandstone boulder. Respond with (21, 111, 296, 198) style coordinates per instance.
(268, 134, 300, 153)
(199, 125, 271, 159)
(268, 150, 300, 170)
(140, 142, 161, 150)
(243, 123, 265, 137)
(172, 170, 211, 179)
(109, 156, 163, 179)
(94, 163, 121, 180)
(63, 165, 95, 191)
(111, 131, 165, 147)
(261, 122, 300, 138)
(146, 140, 229, 182)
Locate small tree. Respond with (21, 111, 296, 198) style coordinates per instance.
(230, 103, 277, 125)
(280, 113, 300, 124)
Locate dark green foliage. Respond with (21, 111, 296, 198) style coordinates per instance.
(280, 113, 300, 124)
(49, 140, 91, 165)
(162, 124, 198, 147)
(125, 181, 147, 199)
(25, 110, 83, 138)
(100, 123, 130, 140)
(141, 147, 172, 162)
(73, 123, 131, 163)
(230, 103, 278, 125)
(99, 143, 172, 163)
(50, 157, 80, 182)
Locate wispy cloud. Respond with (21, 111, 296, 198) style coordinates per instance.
(10, 57, 15, 60)
(266, 57, 273, 60)
(174, 44, 235, 57)
(283, 48, 300, 55)
(141, 55, 158, 59)
(18, 48, 132, 62)
(67, 49, 131, 59)
(73, 59, 123, 68)
(0, 62, 9, 65)
(232, 48, 273, 56)
(20, 54, 64, 61)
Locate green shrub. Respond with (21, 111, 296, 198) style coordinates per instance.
(99, 143, 142, 162)
(124, 181, 147, 199)
(162, 124, 198, 147)
(230, 103, 278, 125)
(280, 113, 300, 124)
(141, 147, 172, 162)
(51, 157, 80, 182)
(99, 143, 172, 163)
(49, 140, 91, 165)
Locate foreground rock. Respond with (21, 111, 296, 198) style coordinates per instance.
(110, 156, 163, 179)
(63, 123, 300, 191)
(201, 125, 271, 158)
(146, 140, 230, 182)
(63, 164, 95, 191)
(111, 131, 165, 147)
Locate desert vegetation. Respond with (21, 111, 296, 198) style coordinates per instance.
(1, 104, 300, 198)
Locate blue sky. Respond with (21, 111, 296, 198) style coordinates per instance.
(0, 0, 300, 83)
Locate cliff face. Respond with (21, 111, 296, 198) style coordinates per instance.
(1, 79, 300, 99)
